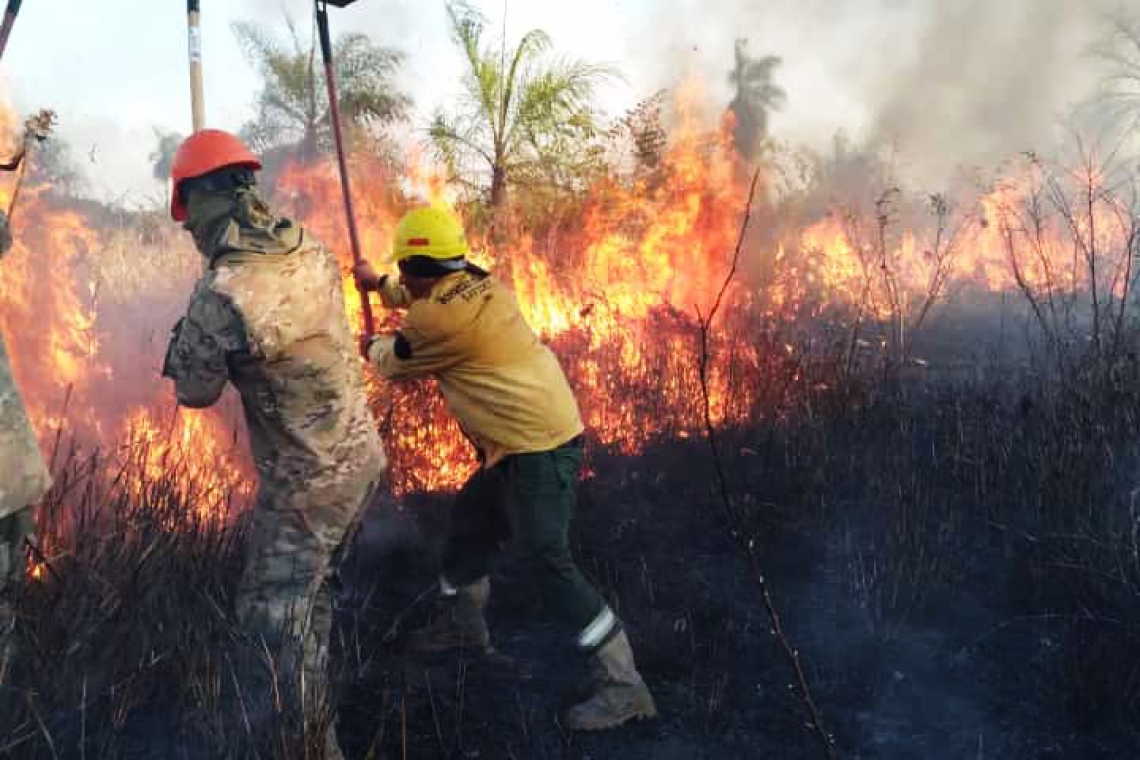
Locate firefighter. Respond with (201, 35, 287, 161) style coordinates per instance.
(0, 219, 49, 685)
(161, 129, 386, 758)
(354, 205, 657, 731)
(0, 112, 56, 688)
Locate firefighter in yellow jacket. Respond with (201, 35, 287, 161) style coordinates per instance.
(355, 206, 656, 731)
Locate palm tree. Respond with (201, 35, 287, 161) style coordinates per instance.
(728, 38, 786, 160)
(149, 129, 184, 184)
(430, 1, 615, 216)
(233, 17, 409, 161)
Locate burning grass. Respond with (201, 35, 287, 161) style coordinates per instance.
(1, 436, 358, 758)
(3, 88, 1140, 755)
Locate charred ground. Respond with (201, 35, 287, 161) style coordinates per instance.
(4, 342, 1140, 759)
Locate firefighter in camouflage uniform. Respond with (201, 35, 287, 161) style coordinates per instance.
(0, 112, 54, 689)
(162, 130, 386, 758)
(0, 207, 50, 685)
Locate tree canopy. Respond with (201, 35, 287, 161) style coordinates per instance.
(728, 38, 785, 160)
(429, 1, 615, 216)
(233, 17, 409, 161)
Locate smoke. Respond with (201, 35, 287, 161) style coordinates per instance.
(4, 0, 1120, 200)
(863, 0, 1109, 186)
(632, 0, 1114, 185)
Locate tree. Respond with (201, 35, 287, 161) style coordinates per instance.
(727, 39, 786, 160)
(233, 17, 409, 161)
(1096, 11, 1140, 117)
(429, 1, 615, 218)
(149, 129, 184, 185)
(611, 91, 668, 178)
(27, 136, 85, 198)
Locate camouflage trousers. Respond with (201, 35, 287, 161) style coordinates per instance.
(0, 506, 33, 685)
(234, 478, 378, 728)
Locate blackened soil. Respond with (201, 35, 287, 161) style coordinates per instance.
(333, 437, 1137, 760)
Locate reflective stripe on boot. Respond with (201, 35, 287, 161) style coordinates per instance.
(406, 576, 492, 654)
(560, 629, 658, 731)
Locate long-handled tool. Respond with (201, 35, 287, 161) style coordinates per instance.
(6, 109, 54, 222)
(0, 0, 23, 63)
(315, 0, 376, 338)
(187, 0, 205, 132)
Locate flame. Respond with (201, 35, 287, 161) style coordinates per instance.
(1, 86, 1132, 512)
(0, 176, 252, 512)
(265, 85, 761, 493)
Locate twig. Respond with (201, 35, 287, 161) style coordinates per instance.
(24, 537, 61, 584)
(378, 583, 438, 645)
(400, 668, 407, 760)
(4, 110, 53, 223)
(80, 676, 87, 760)
(225, 652, 255, 747)
(363, 682, 392, 760)
(955, 612, 1126, 658)
(695, 169, 836, 760)
(454, 657, 468, 753)
(425, 670, 446, 755)
(25, 691, 60, 760)
(0, 727, 39, 755)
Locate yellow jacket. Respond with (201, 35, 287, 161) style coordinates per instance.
(369, 269, 583, 467)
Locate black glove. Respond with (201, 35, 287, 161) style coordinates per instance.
(161, 318, 185, 378)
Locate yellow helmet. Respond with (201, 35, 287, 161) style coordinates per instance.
(390, 205, 470, 263)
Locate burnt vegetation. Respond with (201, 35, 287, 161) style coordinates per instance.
(6, 7, 1140, 760)
(7, 286, 1140, 758)
(6, 174, 1140, 758)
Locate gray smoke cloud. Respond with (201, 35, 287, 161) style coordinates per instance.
(863, 0, 1109, 184)
(6, 0, 1119, 201)
(633, 0, 1113, 185)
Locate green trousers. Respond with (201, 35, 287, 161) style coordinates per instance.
(443, 442, 605, 633)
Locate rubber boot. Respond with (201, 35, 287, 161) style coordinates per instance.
(560, 630, 657, 731)
(406, 577, 492, 654)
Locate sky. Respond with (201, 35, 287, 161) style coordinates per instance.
(0, 0, 1114, 204)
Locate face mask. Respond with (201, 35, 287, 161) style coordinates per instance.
(182, 192, 237, 257)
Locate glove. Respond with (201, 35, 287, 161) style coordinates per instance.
(353, 261, 386, 292)
(161, 318, 185, 378)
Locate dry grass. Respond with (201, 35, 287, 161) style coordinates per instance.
(0, 438, 345, 759)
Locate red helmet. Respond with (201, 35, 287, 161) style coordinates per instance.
(169, 129, 262, 221)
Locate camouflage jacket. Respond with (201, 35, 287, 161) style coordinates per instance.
(0, 209, 51, 519)
(164, 218, 386, 507)
(0, 332, 51, 520)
